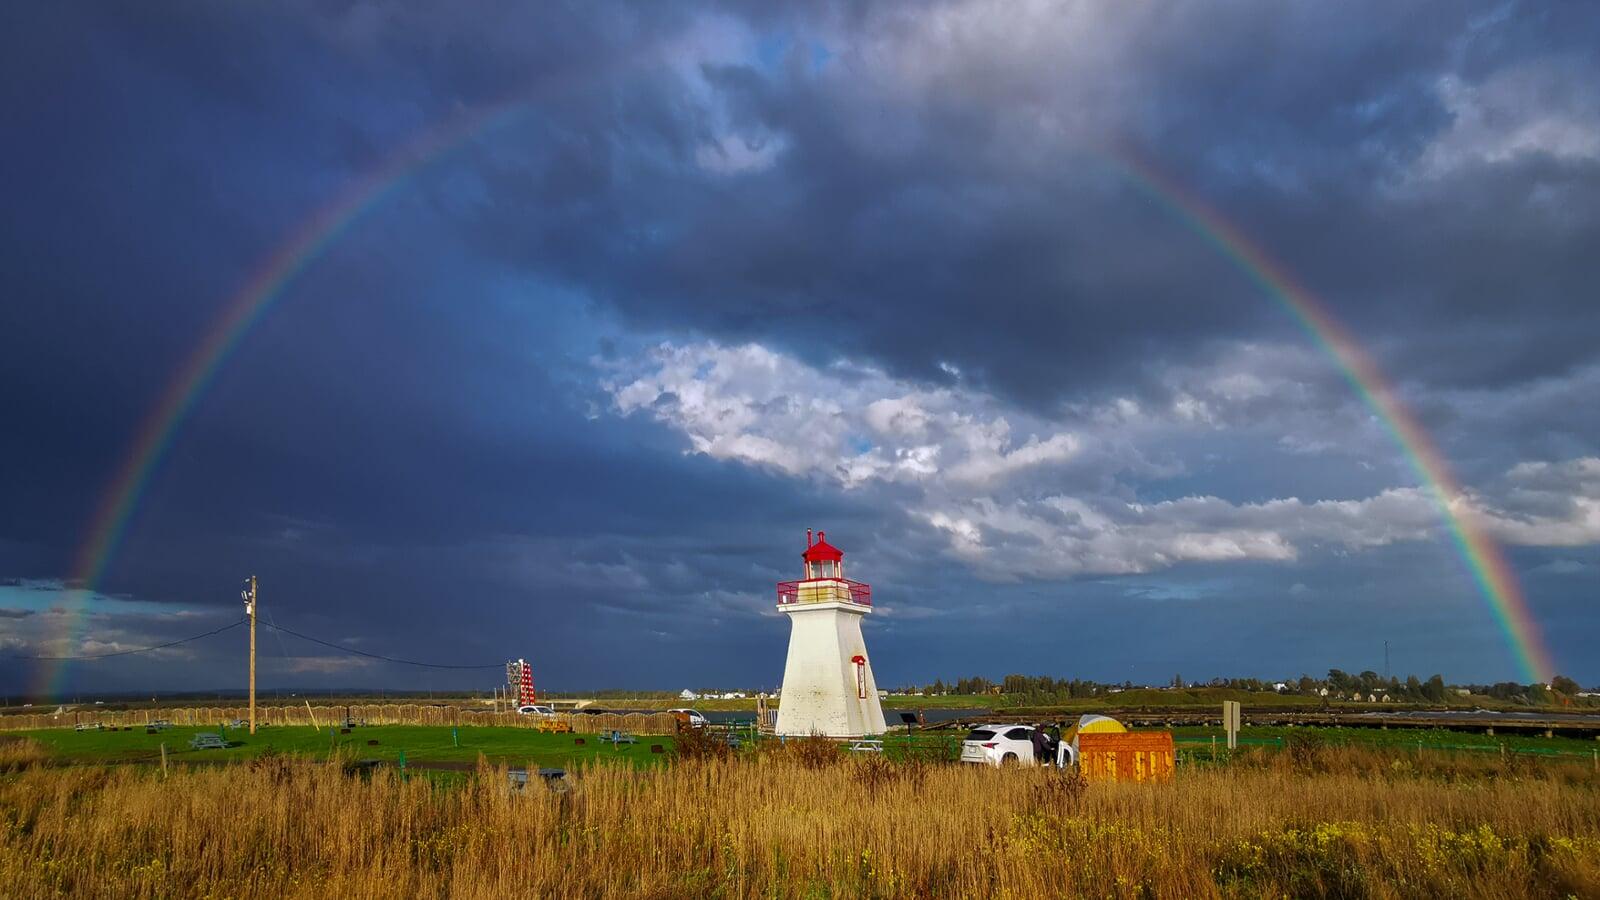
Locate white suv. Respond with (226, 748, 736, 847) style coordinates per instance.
(517, 704, 555, 716)
(667, 708, 709, 727)
(959, 724, 1076, 768)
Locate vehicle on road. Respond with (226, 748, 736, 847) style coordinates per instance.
(517, 704, 556, 716)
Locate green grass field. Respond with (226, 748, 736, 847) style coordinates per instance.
(12, 725, 676, 769)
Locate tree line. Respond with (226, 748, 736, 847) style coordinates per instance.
(909, 670, 1590, 705)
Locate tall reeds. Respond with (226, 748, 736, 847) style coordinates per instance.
(0, 747, 1593, 898)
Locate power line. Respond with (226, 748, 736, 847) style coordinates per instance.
(260, 620, 501, 669)
(3, 618, 247, 661)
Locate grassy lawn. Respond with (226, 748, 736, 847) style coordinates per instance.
(13, 725, 675, 769)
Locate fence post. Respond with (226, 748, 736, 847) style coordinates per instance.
(160, 742, 168, 778)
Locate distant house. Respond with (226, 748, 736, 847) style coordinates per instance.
(1367, 693, 1378, 703)
(1456, 688, 1472, 696)
(1273, 682, 1289, 693)
(1380, 694, 1392, 703)
(679, 689, 698, 701)
(1317, 687, 1330, 697)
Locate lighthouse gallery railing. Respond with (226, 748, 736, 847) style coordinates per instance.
(775, 579, 872, 607)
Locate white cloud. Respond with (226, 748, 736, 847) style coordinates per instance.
(917, 488, 1441, 580)
(603, 338, 1599, 583)
(1418, 64, 1600, 178)
(605, 340, 1080, 488)
(695, 131, 787, 175)
(1469, 457, 1600, 547)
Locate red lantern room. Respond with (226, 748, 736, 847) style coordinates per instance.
(802, 529, 844, 578)
(777, 529, 872, 607)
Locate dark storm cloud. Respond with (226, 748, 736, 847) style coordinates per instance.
(1, 2, 1597, 692)
(387, 0, 1600, 419)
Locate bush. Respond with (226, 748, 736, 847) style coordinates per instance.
(1285, 730, 1326, 773)
(672, 725, 735, 762)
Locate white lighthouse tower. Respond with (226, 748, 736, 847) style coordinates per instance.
(774, 530, 887, 737)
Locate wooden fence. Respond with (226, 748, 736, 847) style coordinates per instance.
(0, 705, 679, 735)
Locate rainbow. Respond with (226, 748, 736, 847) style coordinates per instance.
(41, 111, 1557, 691)
(1110, 146, 1555, 684)
(34, 101, 529, 697)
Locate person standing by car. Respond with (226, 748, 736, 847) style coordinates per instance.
(1030, 724, 1050, 765)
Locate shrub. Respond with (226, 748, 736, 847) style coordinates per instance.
(671, 725, 735, 762)
(1285, 730, 1326, 773)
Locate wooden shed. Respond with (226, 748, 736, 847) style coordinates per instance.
(1077, 731, 1175, 782)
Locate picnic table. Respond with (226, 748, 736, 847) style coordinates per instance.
(188, 732, 228, 750)
(507, 767, 569, 789)
(605, 730, 637, 747)
(847, 739, 885, 753)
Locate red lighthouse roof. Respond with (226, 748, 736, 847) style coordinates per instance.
(802, 530, 844, 563)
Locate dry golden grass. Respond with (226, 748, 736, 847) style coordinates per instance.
(0, 746, 1594, 898)
(0, 737, 48, 773)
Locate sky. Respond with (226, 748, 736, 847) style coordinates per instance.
(1, 1, 1597, 697)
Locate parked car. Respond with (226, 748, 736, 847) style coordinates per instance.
(517, 704, 556, 716)
(959, 724, 1077, 768)
(667, 708, 709, 727)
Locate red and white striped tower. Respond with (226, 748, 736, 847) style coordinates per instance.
(506, 659, 537, 706)
(518, 662, 536, 706)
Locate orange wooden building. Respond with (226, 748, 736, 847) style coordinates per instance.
(1077, 731, 1175, 782)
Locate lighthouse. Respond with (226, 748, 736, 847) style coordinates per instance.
(774, 530, 887, 737)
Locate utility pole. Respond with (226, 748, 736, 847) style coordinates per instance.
(242, 576, 257, 735)
(1383, 640, 1390, 681)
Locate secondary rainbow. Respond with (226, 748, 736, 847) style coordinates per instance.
(1110, 146, 1555, 684)
(34, 102, 529, 697)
